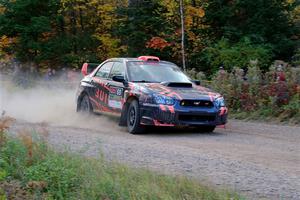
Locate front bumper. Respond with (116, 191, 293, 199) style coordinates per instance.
(140, 103, 228, 127)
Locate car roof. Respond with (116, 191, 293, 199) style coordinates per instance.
(106, 57, 147, 62)
(106, 57, 177, 66)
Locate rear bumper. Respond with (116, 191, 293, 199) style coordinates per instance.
(140, 103, 227, 127)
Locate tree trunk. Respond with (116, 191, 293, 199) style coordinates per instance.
(179, 0, 186, 72)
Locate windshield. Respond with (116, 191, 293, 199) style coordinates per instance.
(127, 61, 191, 83)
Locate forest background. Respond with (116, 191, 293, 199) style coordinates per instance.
(0, 0, 299, 74)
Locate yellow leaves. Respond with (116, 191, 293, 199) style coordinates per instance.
(160, 0, 178, 19)
(0, 36, 17, 48)
(94, 33, 124, 60)
(95, 3, 116, 27)
(291, 1, 300, 27)
(185, 16, 193, 28)
(0, 36, 17, 61)
(187, 31, 197, 42)
(41, 32, 54, 42)
(294, 4, 300, 15)
(198, 7, 205, 18)
(186, 6, 205, 18)
(286, 0, 295, 4)
(0, 5, 6, 14)
(185, 6, 205, 29)
(0, 36, 11, 48)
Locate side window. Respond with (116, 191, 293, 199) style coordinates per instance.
(109, 62, 125, 79)
(95, 62, 113, 78)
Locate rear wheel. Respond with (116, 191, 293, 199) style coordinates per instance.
(79, 94, 92, 114)
(127, 100, 144, 134)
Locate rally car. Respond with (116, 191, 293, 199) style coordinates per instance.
(76, 56, 228, 134)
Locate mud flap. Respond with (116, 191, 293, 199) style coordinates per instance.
(119, 103, 128, 126)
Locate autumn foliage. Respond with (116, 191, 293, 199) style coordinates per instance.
(0, 0, 298, 72)
(146, 37, 171, 50)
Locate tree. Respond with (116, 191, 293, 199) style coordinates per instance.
(0, 0, 60, 64)
(203, 0, 299, 60)
(179, 0, 186, 71)
(201, 37, 273, 74)
(114, 0, 171, 58)
(0, 0, 123, 67)
(88, 0, 126, 61)
(158, 0, 206, 69)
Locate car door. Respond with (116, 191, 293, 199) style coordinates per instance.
(106, 61, 126, 113)
(91, 61, 114, 113)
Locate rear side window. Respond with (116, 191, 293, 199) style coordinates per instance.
(109, 62, 125, 78)
(95, 62, 113, 78)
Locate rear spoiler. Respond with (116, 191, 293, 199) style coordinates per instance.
(81, 63, 99, 76)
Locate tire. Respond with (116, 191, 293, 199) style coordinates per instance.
(78, 94, 92, 114)
(127, 100, 144, 134)
(195, 125, 216, 133)
(201, 126, 216, 133)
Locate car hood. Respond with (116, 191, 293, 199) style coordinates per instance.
(130, 82, 221, 101)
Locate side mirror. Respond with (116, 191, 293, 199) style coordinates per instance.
(192, 80, 201, 85)
(112, 75, 126, 83)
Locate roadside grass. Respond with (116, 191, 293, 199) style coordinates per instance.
(0, 117, 244, 200)
(229, 107, 300, 125)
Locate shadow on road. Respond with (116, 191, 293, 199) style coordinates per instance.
(142, 126, 225, 137)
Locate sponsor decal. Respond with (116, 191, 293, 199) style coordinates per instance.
(117, 88, 123, 96)
(109, 86, 123, 96)
(108, 100, 122, 109)
(110, 87, 117, 94)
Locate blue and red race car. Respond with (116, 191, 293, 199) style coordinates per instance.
(76, 56, 228, 134)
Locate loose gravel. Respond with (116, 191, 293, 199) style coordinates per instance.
(9, 119, 300, 200)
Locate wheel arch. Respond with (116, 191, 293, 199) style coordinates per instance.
(119, 95, 139, 126)
(77, 91, 92, 112)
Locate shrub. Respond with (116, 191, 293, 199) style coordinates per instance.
(291, 48, 300, 66)
(24, 153, 81, 199)
(0, 139, 28, 180)
(210, 63, 300, 123)
(201, 38, 273, 74)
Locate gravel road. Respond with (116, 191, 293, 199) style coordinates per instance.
(9, 118, 300, 200)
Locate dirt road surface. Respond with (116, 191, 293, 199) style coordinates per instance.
(9, 118, 300, 200)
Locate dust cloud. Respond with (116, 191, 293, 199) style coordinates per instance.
(0, 73, 117, 131)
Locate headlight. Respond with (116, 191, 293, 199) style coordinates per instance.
(214, 97, 225, 108)
(153, 94, 175, 105)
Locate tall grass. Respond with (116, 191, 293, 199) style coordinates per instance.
(0, 117, 243, 200)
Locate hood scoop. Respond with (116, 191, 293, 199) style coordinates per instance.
(160, 82, 193, 88)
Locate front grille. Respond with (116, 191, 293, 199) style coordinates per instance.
(156, 110, 175, 123)
(178, 114, 215, 122)
(180, 100, 214, 108)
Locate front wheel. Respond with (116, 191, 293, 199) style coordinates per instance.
(197, 125, 216, 133)
(127, 100, 144, 134)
